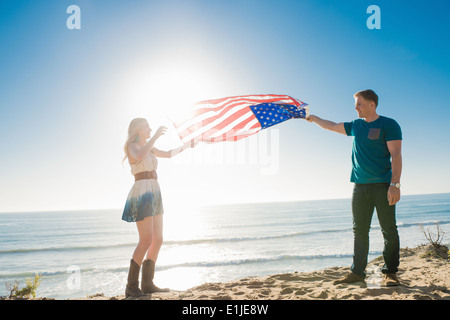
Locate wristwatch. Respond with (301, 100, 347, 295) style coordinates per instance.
(390, 182, 401, 189)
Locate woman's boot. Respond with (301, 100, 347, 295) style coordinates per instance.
(141, 259, 169, 294)
(125, 259, 144, 298)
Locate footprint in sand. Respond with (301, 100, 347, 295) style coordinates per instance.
(213, 294, 232, 300)
(247, 281, 265, 288)
(270, 274, 301, 281)
(263, 280, 276, 288)
(258, 289, 271, 296)
(295, 289, 307, 296)
(200, 284, 221, 291)
(280, 287, 294, 294)
(311, 290, 328, 299)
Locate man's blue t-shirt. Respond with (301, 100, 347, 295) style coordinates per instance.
(344, 116, 402, 184)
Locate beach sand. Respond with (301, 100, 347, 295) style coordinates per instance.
(79, 244, 449, 301)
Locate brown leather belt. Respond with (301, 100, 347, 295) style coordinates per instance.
(134, 170, 157, 181)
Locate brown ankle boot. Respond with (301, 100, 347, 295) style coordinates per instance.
(141, 259, 169, 294)
(125, 259, 144, 298)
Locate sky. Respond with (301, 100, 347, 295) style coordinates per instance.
(0, 0, 449, 213)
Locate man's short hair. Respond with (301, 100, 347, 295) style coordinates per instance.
(354, 89, 378, 107)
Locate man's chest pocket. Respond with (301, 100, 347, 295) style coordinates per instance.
(368, 128, 381, 140)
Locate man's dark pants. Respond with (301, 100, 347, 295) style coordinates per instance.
(351, 183, 400, 278)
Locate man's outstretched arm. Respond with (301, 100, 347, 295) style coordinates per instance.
(306, 115, 347, 135)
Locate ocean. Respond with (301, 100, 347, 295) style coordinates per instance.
(0, 193, 449, 299)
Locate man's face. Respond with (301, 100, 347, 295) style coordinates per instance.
(354, 96, 375, 118)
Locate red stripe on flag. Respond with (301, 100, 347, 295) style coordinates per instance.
(190, 110, 258, 142)
(178, 101, 254, 139)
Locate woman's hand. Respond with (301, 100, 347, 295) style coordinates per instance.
(154, 126, 167, 139)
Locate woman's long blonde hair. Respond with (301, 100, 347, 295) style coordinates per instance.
(123, 118, 148, 164)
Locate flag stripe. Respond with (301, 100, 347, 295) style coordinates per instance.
(202, 117, 261, 142)
(182, 108, 254, 142)
(178, 102, 252, 138)
(207, 110, 257, 139)
(194, 94, 298, 109)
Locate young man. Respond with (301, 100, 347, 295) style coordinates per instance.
(307, 89, 402, 286)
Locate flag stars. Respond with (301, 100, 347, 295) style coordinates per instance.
(250, 101, 308, 130)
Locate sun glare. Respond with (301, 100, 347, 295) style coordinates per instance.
(120, 60, 224, 148)
(129, 63, 219, 117)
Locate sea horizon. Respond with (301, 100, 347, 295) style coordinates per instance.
(2, 191, 449, 214)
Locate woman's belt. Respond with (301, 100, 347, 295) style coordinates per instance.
(134, 170, 157, 181)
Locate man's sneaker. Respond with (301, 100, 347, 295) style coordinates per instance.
(382, 273, 400, 287)
(333, 272, 365, 285)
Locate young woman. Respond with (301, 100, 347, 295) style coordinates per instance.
(122, 118, 196, 297)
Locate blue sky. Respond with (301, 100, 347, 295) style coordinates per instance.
(0, 0, 449, 212)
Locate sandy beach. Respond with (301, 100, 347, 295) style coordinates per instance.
(70, 244, 448, 301)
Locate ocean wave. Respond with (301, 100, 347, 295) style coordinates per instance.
(156, 253, 361, 271)
(0, 243, 134, 255)
(0, 252, 367, 280)
(0, 267, 99, 280)
(395, 220, 449, 228)
(164, 228, 349, 246)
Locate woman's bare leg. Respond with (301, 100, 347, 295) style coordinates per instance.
(132, 216, 153, 265)
(145, 214, 163, 262)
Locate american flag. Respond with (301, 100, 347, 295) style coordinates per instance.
(172, 94, 309, 143)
